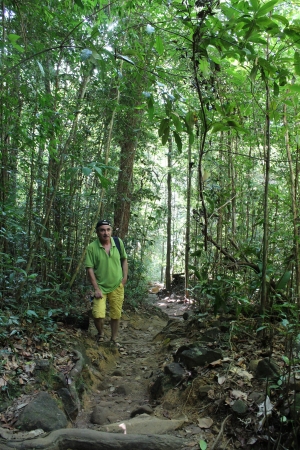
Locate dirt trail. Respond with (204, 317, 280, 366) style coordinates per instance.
(75, 293, 190, 432)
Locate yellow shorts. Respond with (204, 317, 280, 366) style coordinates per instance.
(92, 283, 124, 320)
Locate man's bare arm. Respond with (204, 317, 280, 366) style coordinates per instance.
(86, 268, 103, 298)
(121, 259, 128, 286)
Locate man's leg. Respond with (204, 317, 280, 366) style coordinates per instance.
(92, 296, 106, 339)
(110, 318, 120, 342)
(108, 283, 124, 342)
(94, 317, 105, 336)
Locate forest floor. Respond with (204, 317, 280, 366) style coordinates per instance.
(0, 281, 299, 449)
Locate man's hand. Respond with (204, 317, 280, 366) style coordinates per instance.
(94, 289, 103, 298)
(121, 277, 127, 286)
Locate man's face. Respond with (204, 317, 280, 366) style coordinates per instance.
(96, 225, 112, 242)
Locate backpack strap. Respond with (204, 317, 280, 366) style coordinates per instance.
(113, 236, 122, 265)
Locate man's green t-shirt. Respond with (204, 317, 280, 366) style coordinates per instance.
(85, 237, 127, 294)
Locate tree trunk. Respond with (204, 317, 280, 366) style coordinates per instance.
(113, 139, 136, 239)
(165, 137, 172, 291)
(261, 78, 271, 313)
(284, 104, 300, 304)
(185, 143, 192, 298)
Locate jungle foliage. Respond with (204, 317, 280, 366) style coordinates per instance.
(1, 0, 300, 343)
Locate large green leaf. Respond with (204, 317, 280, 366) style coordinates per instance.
(158, 118, 170, 137)
(272, 14, 289, 26)
(199, 58, 209, 77)
(258, 57, 276, 75)
(173, 131, 182, 153)
(294, 51, 300, 76)
(185, 111, 194, 132)
(199, 439, 207, 450)
(161, 128, 170, 145)
(256, 0, 279, 18)
(211, 122, 229, 133)
(276, 271, 292, 290)
(286, 84, 300, 93)
(74, 0, 84, 8)
(170, 112, 182, 132)
(8, 33, 21, 43)
(249, 0, 260, 12)
(155, 36, 164, 56)
(147, 95, 154, 121)
(82, 167, 92, 176)
(250, 64, 258, 83)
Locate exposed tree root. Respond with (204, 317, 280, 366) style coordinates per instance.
(0, 428, 186, 450)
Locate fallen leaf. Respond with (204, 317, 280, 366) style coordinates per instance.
(16, 403, 29, 410)
(231, 389, 247, 401)
(197, 417, 213, 428)
(257, 396, 273, 417)
(0, 378, 7, 387)
(230, 367, 254, 380)
(218, 375, 226, 385)
(208, 390, 215, 399)
(209, 359, 222, 367)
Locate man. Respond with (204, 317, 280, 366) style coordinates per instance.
(85, 219, 128, 344)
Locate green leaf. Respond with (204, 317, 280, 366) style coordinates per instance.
(92, 50, 101, 60)
(256, 0, 279, 18)
(11, 42, 24, 53)
(248, 35, 267, 44)
(188, 132, 194, 146)
(276, 271, 291, 290)
(8, 33, 21, 43)
(94, 171, 110, 188)
(185, 111, 194, 131)
(16, 258, 26, 263)
(147, 95, 154, 121)
(158, 118, 170, 137)
(226, 119, 239, 127)
(27, 273, 38, 280)
(94, 166, 102, 176)
(82, 167, 92, 176)
(116, 54, 135, 65)
(258, 57, 276, 75)
(272, 14, 289, 26)
(199, 58, 209, 77)
(161, 129, 170, 145)
(170, 112, 182, 132)
(199, 440, 207, 450)
(74, 0, 84, 7)
(282, 355, 290, 365)
(191, 250, 202, 257)
(249, 0, 260, 11)
(286, 84, 300, 93)
(173, 131, 182, 152)
(256, 325, 267, 332)
(273, 81, 279, 96)
(211, 122, 228, 132)
(294, 51, 300, 76)
(155, 36, 164, 56)
(26, 310, 39, 318)
(37, 61, 45, 76)
(250, 64, 258, 83)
